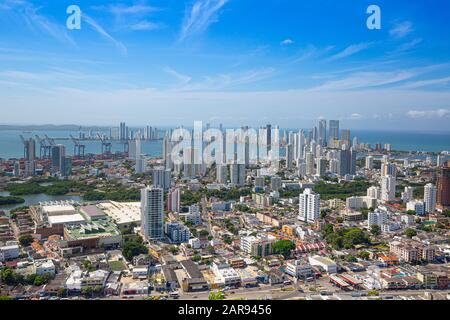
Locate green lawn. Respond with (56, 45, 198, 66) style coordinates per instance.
(108, 260, 127, 272)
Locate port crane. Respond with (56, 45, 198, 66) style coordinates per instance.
(70, 134, 86, 158)
(97, 133, 112, 154)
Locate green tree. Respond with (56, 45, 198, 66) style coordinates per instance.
(57, 288, 66, 298)
(123, 239, 148, 261)
(81, 286, 94, 297)
(368, 289, 379, 296)
(209, 290, 225, 300)
(404, 228, 417, 239)
(169, 246, 179, 255)
(358, 251, 370, 260)
(19, 234, 34, 247)
(370, 225, 381, 236)
(272, 240, 295, 259)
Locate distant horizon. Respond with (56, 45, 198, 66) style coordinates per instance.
(1, 123, 450, 134)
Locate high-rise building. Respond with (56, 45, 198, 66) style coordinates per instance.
(167, 188, 181, 213)
(230, 163, 245, 186)
(338, 148, 356, 176)
(270, 176, 282, 192)
(305, 152, 315, 176)
(316, 157, 327, 177)
(286, 144, 294, 169)
(152, 168, 172, 191)
(437, 161, 450, 211)
(128, 139, 141, 160)
(381, 175, 396, 202)
(401, 186, 414, 203)
(365, 156, 374, 170)
(329, 159, 339, 174)
(135, 155, 147, 174)
(382, 162, 397, 177)
(298, 189, 320, 223)
(141, 186, 164, 240)
(367, 186, 381, 200)
(119, 122, 128, 141)
(255, 176, 265, 189)
(216, 164, 228, 184)
(424, 183, 437, 213)
(51, 145, 66, 174)
(266, 124, 272, 154)
(318, 119, 327, 147)
(23, 138, 36, 177)
(163, 133, 173, 170)
(341, 129, 351, 146)
(328, 120, 339, 145)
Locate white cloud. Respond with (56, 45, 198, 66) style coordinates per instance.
(163, 67, 192, 84)
(400, 76, 450, 89)
(407, 109, 450, 119)
(281, 39, 294, 46)
(390, 21, 414, 39)
(326, 42, 373, 61)
(349, 113, 364, 120)
(311, 71, 416, 91)
(179, 0, 228, 41)
(108, 3, 160, 15)
(394, 38, 422, 53)
(0, 0, 75, 46)
(130, 21, 161, 31)
(178, 68, 275, 91)
(82, 14, 128, 55)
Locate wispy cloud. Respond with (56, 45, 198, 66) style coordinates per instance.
(400, 76, 450, 89)
(0, 0, 75, 46)
(390, 21, 414, 39)
(407, 109, 450, 119)
(130, 20, 161, 31)
(179, 0, 228, 41)
(163, 66, 192, 84)
(82, 14, 128, 55)
(177, 68, 275, 91)
(391, 38, 423, 55)
(311, 70, 416, 91)
(108, 3, 160, 15)
(100, 1, 163, 32)
(326, 42, 373, 61)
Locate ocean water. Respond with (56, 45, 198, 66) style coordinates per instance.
(0, 130, 163, 159)
(0, 129, 449, 160)
(351, 130, 450, 154)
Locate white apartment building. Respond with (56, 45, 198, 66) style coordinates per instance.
(141, 186, 164, 240)
(368, 210, 388, 227)
(407, 201, 425, 216)
(367, 186, 381, 200)
(423, 183, 437, 213)
(381, 175, 396, 202)
(298, 188, 320, 223)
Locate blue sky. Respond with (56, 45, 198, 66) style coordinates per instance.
(1, 0, 450, 130)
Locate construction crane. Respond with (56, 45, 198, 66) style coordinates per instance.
(35, 135, 52, 159)
(44, 134, 56, 146)
(70, 134, 86, 158)
(97, 133, 112, 154)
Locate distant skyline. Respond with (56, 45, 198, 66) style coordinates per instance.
(1, 0, 450, 130)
